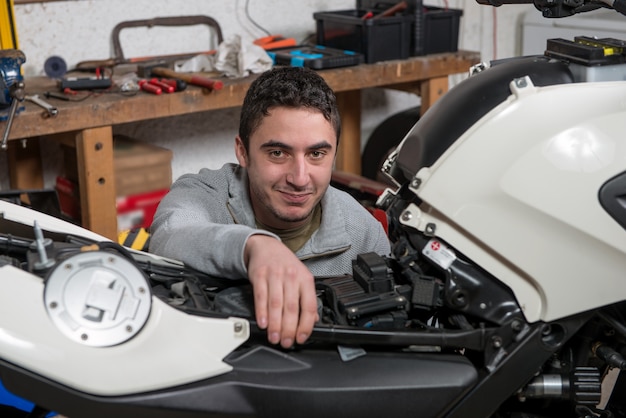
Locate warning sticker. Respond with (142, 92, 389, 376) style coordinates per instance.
(422, 239, 456, 269)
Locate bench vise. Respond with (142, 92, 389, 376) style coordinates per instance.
(0, 49, 26, 150)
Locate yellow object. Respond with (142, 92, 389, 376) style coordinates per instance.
(0, 0, 19, 49)
(577, 38, 623, 57)
(119, 228, 151, 251)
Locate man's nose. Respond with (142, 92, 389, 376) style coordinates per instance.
(286, 156, 309, 187)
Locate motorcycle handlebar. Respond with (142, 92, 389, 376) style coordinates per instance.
(475, 0, 533, 4)
(476, 0, 626, 17)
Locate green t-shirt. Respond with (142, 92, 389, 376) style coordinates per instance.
(255, 204, 322, 253)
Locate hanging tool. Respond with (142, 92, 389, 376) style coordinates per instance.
(75, 15, 223, 71)
(0, 48, 25, 151)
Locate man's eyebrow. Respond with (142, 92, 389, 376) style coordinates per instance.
(260, 140, 333, 151)
(260, 140, 292, 150)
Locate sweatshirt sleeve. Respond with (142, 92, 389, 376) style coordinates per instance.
(149, 172, 278, 279)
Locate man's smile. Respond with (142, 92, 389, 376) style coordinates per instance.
(278, 190, 314, 204)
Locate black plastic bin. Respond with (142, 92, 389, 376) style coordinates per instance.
(314, 9, 412, 63)
(356, 0, 463, 56)
(416, 6, 463, 55)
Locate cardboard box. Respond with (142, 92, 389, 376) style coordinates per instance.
(63, 134, 173, 197)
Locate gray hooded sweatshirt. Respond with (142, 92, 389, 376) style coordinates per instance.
(149, 163, 391, 279)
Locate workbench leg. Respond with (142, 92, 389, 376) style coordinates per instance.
(335, 90, 361, 175)
(75, 126, 118, 240)
(7, 137, 44, 191)
(419, 76, 449, 116)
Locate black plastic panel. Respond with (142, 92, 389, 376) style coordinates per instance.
(599, 171, 626, 231)
(0, 346, 478, 418)
(392, 56, 574, 183)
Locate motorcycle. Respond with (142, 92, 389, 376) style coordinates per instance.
(2, 1, 626, 417)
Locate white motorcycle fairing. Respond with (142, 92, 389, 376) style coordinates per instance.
(0, 200, 250, 396)
(400, 76, 626, 323)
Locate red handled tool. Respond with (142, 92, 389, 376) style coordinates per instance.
(149, 78, 175, 93)
(138, 80, 162, 95)
(150, 67, 223, 91)
(159, 78, 187, 92)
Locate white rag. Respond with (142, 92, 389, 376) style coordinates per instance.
(174, 35, 273, 78)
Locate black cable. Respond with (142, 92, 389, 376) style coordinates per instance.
(95, 240, 136, 262)
(245, 0, 271, 37)
(613, 0, 626, 16)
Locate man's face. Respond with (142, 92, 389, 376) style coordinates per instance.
(235, 107, 337, 230)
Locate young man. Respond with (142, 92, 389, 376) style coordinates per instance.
(150, 66, 390, 349)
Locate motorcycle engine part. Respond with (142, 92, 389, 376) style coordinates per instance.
(519, 367, 602, 405)
(43, 251, 152, 347)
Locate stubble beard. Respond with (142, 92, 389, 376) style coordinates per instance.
(250, 182, 319, 225)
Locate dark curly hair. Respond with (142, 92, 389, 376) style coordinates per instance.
(238, 66, 341, 151)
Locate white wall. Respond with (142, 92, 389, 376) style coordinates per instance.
(1, 0, 532, 190)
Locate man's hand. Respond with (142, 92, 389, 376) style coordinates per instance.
(244, 234, 318, 348)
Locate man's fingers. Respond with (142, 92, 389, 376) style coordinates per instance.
(245, 236, 317, 347)
(266, 273, 284, 345)
(296, 278, 318, 345)
(251, 272, 269, 330)
(280, 269, 301, 348)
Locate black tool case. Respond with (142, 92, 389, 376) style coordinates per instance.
(267, 45, 364, 69)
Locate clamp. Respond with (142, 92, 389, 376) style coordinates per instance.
(0, 49, 26, 150)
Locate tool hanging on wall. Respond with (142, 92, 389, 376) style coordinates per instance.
(74, 15, 224, 72)
(0, 0, 19, 49)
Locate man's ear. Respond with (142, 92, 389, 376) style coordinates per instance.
(235, 136, 248, 167)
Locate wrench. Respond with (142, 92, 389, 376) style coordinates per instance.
(25, 94, 58, 118)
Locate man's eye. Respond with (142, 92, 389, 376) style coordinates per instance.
(310, 150, 326, 159)
(270, 150, 283, 157)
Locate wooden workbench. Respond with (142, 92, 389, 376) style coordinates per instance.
(1, 50, 480, 239)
